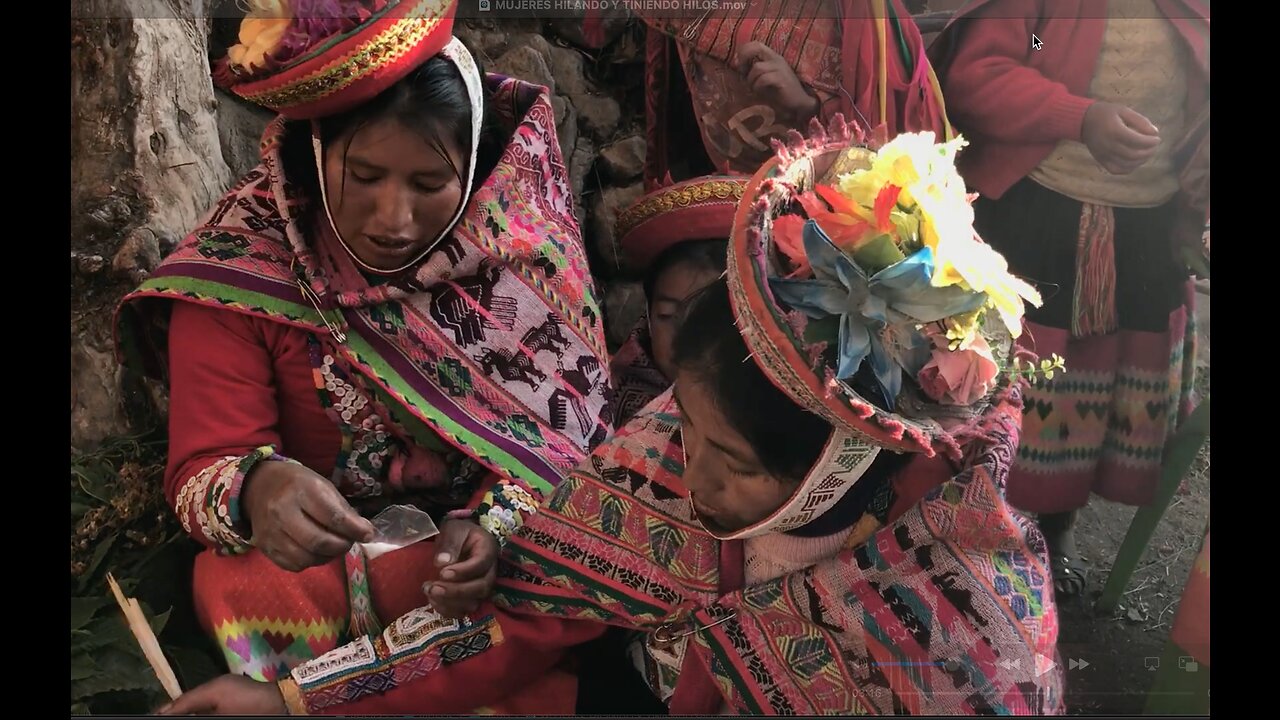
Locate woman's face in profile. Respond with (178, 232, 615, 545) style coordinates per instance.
(323, 118, 465, 271)
(673, 374, 798, 534)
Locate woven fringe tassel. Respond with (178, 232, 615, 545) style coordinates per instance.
(1072, 203, 1118, 338)
(344, 545, 383, 638)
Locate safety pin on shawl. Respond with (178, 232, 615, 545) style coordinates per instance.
(292, 258, 348, 344)
(682, 5, 715, 40)
(652, 610, 739, 647)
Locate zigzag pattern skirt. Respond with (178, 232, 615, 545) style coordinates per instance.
(973, 178, 1198, 513)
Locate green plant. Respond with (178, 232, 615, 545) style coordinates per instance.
(71, 431, 222, 715)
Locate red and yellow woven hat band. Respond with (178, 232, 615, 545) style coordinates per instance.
(215, 0, 458, 119)
(614, 175, 749, 273)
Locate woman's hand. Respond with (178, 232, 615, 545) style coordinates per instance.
(156, 675, 286, 715)
(1081, 101, 1162, 175)
(735, 41, 821, 121)
(242, 460, 376, 572)
(423, 519, 499, 618)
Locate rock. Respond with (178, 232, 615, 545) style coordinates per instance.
(509, 32, 553, 64)
(606, 25, 646, 64)
(492, 45, 555, 95)
(589, 183, 645, 274)
(552, 94, 569, 126)
(558, 94, 583, 162)
(451, 21, 483, 48)
(452, 23, 491, 56)
(214, 89, 273, 179)
(577, 94, 622, 141)
(74, 252, 108, 276)
(547, 46, 590, 98)
(599, 135, 646, 182)
(602, 281, 648, 349)
(481, 31, 512, 57)
(547, 14, 629, 50)
(575, 204, 589, 245)
(553, 95, 578, 163)
(156, 229, 180, 256)
(83, 194, 136, 236)
(453, 20, 514, 61)
(112, 227, 163, 280)
(568, 136, 596, 204)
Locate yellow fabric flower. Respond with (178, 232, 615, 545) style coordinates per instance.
(935, 232, 1042, 336)
(945, 309, 984, 350)
(226, 0, 292, 73)
(828, 132, 1041, 337)
(836, 131, 968, 240)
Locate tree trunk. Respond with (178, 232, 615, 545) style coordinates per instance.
(71, 0, 233, 449)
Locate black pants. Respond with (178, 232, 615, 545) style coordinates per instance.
(972, 178, 1185, 333)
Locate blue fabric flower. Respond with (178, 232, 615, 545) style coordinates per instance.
(770, 220, 986, 407)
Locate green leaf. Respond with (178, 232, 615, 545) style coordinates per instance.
(120, 535, 195, 599)
(851, 233, 906, 275)
(72, 464, 112, 504)
(77, 646, 171, 711)
(167, 644, 222, 689)
(71, 501, 94, 520)
(70, 654, 98, 682)
(148, 606, 172, 636)
(72, 659, 155, 700)
(71, 596, 111, 632)
(77, 614, 135, 652)
(77, 533, 118, 592)
(85, 603, 171, 650)
(1182, 245, 1210, 279)
(801, 315, 841, 347)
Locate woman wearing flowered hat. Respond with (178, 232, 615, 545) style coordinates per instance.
(166, 119, 1064, 714)
(607, 175, 748, 425)
(930, 0, 1210, 597)
(491, 119, 1064, 714)
(121, 0, 613, 713)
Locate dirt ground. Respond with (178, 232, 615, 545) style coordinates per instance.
(1055, 287, 1210, 714)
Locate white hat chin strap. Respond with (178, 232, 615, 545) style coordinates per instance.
(697, 430, 881, 540)
(310, 36, 485, 276)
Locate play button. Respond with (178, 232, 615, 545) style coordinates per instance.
(1035, 654, 1058, 678)
(1069, 658, 1091, 670)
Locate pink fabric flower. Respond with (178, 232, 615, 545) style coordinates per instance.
(917, 332, 999, 406)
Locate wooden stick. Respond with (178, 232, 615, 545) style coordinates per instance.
(106, 573, 183, 700)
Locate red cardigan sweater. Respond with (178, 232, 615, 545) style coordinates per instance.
(930, 0, 1209, 200)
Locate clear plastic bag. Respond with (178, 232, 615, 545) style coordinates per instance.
(359, 504, 440, 560)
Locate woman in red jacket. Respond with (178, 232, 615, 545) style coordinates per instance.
(118, 0, 613, 711)
(931, 0, 1209, 596)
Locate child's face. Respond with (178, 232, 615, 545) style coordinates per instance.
(649, 260, 724, 380)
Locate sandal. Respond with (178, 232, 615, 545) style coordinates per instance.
(1052, 553, 1091, 598)
(1038, 511, 1089, 598)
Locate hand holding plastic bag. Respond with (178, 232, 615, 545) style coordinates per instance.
(359, 504, 440, 560)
